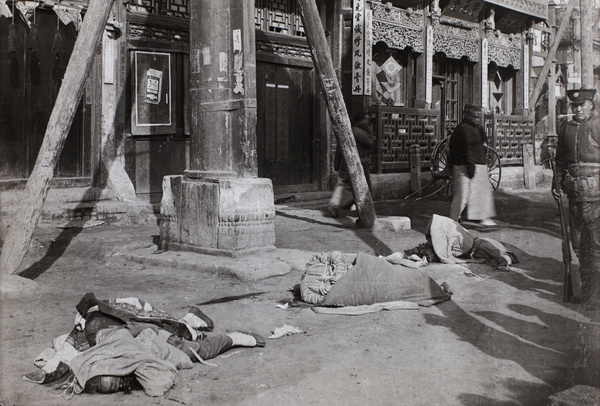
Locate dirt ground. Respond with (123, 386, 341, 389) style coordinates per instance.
(1, 190, 599, 406)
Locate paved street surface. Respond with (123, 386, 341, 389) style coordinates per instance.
(1, 188, 599, 405)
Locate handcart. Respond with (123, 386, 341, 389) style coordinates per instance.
(404, 137, 502, 201)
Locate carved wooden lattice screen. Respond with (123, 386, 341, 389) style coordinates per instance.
(371, 106, 440, 173)
(484, 114, 535, 166)
(255, 0, 305, 37)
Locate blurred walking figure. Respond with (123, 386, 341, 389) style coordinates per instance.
(448, 104, 497, 228)
(553, 88, 600, 307)
(328, 111, 374, 218)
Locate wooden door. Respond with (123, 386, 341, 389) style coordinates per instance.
(256, 62, 317, 190)
(0, 11, 90, 182)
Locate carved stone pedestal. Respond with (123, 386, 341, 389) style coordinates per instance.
(160, 174, 275, 257)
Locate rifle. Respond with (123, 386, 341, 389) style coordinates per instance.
(547, 152, 573, 302)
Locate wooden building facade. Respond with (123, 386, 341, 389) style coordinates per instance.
(349, 0, 546, 173)
(0, 0, 549, 201)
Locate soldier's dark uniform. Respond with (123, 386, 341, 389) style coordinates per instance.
(555, 88, 600, 306)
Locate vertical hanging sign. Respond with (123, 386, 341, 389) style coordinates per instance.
(426, 25, 433, 105)
(364, 8, 373, 96)
(523, 43, 529, 110)
(481, 38, 489, 110)
(352, 0, 365, 95)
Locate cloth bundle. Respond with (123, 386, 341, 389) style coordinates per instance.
(300, 251, 352, 305)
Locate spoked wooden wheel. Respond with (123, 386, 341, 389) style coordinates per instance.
(485, 145, 502, 192)
(431, 139, 502, 197)
(431, 138, 452, 197)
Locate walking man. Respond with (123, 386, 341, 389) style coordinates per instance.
(328, 111, 374, 217)
(448, 104, 497, 228)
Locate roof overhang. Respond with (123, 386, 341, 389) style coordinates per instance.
(483, 0, 547, 20)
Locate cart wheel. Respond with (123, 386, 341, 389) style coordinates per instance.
(431, 138, 452, 197)
(486, 146, 501, 192)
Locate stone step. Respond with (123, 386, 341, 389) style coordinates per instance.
(1, 199, 157, 227)
(274, 190, 332, 204)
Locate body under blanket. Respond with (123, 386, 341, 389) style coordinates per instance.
(321, 253, 451, 307)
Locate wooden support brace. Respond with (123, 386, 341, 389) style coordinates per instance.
(297, 0, 377, 228)
(0, 0, 117, 275)
(529, 0, 576, 108)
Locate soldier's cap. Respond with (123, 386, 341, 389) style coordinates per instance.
(567, 88, 596, 104)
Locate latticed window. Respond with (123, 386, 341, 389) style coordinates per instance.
(255, 0, 305, 37)
(433, 56, 466, 136)
(445, 65, 459, 128)
(126, 0, 189, 18)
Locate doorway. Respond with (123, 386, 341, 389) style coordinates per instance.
(256, 62, 319, 192)
(0, 11, 91, 184)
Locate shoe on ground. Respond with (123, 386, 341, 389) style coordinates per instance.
(570, 295, 587, 304)
(229, 331, 266, 347)
(585, 302, 600, 311)
(477, 219, 499, 232)
(328, 206, 339, 218)
(570, 294, 600, 310)
(479, 219, 497, 227)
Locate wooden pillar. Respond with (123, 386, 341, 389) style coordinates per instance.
(515, 29, 532, 115)
(409, 145, 422, 195)
(160, 0, 275, 255)
(523, 144, 536, 190)
(187, 0, 258, 178)
(547, 5, 557, 135)
(327, 0, 343, 81)
(548, 63, 557, 136)
(415, 1, 432, 109)
(571, 6, 582, 89)
(473, 23, 484, 108)
(580, 0, 595, 89)
(480, 29, 489, 111)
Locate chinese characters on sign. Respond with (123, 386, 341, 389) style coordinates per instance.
(352, 0, 369, 96)
(364, 9, 373, 96)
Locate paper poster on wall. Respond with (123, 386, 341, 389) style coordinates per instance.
(135, 51, 171, 127)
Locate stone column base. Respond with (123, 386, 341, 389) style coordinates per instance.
(160, 175, 275, 257)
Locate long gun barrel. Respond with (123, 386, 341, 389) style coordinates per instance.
(548, 155, 572, 302)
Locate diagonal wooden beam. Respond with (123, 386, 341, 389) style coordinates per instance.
(529, 0, 576, 108)
(0, 0, 117, 275)
(297, 0, 377, 228)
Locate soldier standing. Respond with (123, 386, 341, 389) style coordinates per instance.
(553, 88, 600, 307)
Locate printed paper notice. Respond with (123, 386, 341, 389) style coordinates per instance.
(233, 29, 242, 51)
